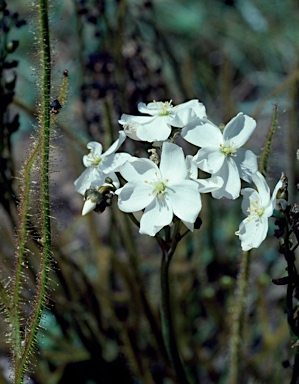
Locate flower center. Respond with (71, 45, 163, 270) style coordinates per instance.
(220, 143, 237, 156)
(247, 200, 265, 220)
(144, 175, 169, 198)
(155, 100, 173, 116)
(153, 181, 166, 197)
(93, 156, 102, 166)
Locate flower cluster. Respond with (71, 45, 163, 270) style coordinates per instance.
(74, 99, 282, 250)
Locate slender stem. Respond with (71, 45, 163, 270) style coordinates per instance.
(227, 251, 251, 384)
(14, 1, 52, 382)
(158, 222, 190, 384)
(11, 141, 39, 364)
(114, 209, 170, 364)
(282, 214, 299, 383)
(291, 347, 299, 384)
(258, 103, 278, 177)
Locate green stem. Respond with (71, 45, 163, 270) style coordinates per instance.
(11, 142, 39, 364)
(114, 209, 170, 365)
(14, 0, 52, 382)
(291, 347, 299, 384)
(282, 214, 299, 383)
(158, 222, 190, 384)
(227, 251, 251, 384)
(258, 103, 278, 176)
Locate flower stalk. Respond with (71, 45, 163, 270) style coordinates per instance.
(258, 103, 278, 177)
(227, 250, 250, 384)
(12, 1, 53, 382)
(158, 221, 191, 384)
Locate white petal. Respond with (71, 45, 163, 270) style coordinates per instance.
(234, 148, 258, 183)
(119, 113, 162, 141)
(175, 99, 200, 111)
(240, 188, 258, 216)
(270, 178, 283, 210)
(181, 117, 223, 147)
(171, 108, 196, 128)
(194, 147, 225, 174)
(182, 220, 195, 231)
(102, 153, 135, 173)
(118, 114, 142, 140)
(83, 142, 103, 167)
(251, 172, 270, 206)
(173, 99, 206, 119)
(102, 131, 126, 157)
(86, 141, 103, 156)
(186, 155, 198, 179)
(140, 197, 173, 236)
(119, 158, 159, 182)
(211, 158, 241, 199)
(170, 100, 204, 127)
(196, 176, 224, 192)
(192, 101, 207, 119)
(74, 168, 120, 195)
(137, 117, 171, 142)
(160, 142, 187, 182)
(138, 102, 159, 115)
(223, 113, 256, 147)
(119, 113, 154, 125)
(236, 216, 268, 251)
(74, 168, 105, 195)
(117, 182, 154, 212)
(167, 181, 202, 223)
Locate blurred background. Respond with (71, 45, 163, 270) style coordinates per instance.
(1, 0, 299, 382)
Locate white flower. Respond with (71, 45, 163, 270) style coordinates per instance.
(181, 113, 258, 199)
(116, 142, 202, 236)
(74, 131, 130, 195)
(235, 172, 282, 251)
(119, 99, 206, 142)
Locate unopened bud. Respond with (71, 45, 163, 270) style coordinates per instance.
(276, 172, 288, 200)
(82, 189, 103, 216)
(105, 177, 113, 184)
(6, 40, 19, 53)
(83, 184, 116, 215)
(82, 198, 97, 216)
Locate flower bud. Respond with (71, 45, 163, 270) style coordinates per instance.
(6, 40, 19, 53)
(82, 184, 116, 215)
(276, 172, 288, 200)
(82, 189, 103, 215)
(105, 177, 113, 184)
(82, 198, 97, 216)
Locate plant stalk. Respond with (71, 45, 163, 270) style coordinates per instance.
(158, 221, 190, 384)
(227, 250, 251, 384)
